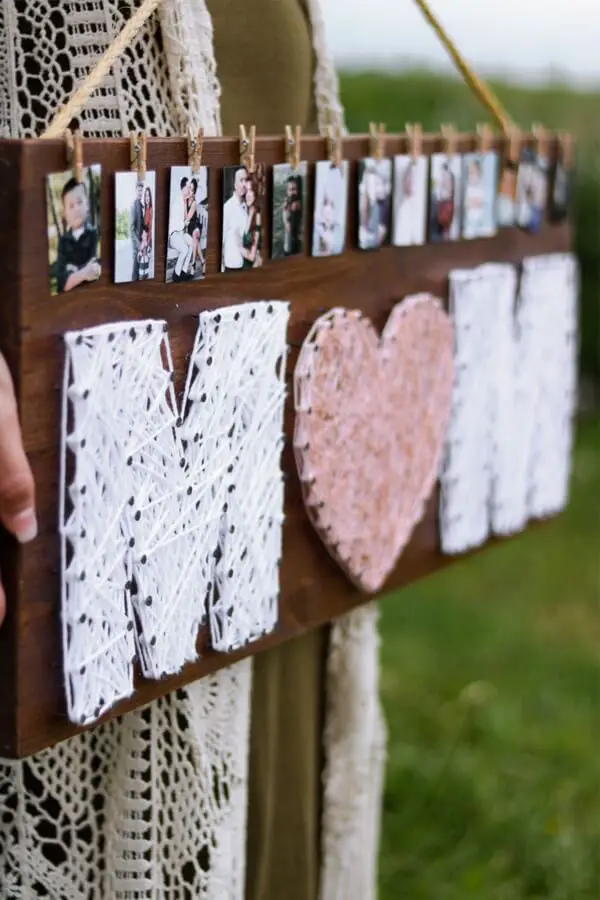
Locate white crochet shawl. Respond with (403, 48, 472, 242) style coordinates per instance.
(0, 3, 385, 897)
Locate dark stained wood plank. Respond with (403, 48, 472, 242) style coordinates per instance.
(0, 133, 572, 757)
(0, 141, 22, 756)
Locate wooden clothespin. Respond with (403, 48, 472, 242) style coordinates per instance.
(239, 124, 256, 173)
(65, 129, 84, 183)
(369, 122, 386, 160)
(130, 132, 147, 183)
(405, 123, 423, 161)
(188, 127, 204, 175)
(441, 123, 458, 156)
(476, 123, 494, 153)
(326, 124, 343, 167)
(532, 122, 549, 160)
(285, 125, 302, 171)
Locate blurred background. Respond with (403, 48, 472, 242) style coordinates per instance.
(322, 2, 600, 897)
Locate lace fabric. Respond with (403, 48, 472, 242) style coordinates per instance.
(0, 664, 252, 900)
(0, 3, 383, 897)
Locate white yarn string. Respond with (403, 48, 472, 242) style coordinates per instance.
(61, 304, 289, 724)
(181, 302, 289, 651)
(520, 253, 579, 519)
(440, 254, 579, 555)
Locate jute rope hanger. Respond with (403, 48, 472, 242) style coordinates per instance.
(411, 0, 515, 135)
(42, 0, 165, 139)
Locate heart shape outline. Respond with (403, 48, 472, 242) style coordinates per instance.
(293, 294, 454, 593)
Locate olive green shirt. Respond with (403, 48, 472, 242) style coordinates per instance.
(209, 0, 317, 134)
(206, 4, 325, 900)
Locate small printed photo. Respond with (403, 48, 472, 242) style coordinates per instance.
(461, 151, 499, 240)
(114, 171, 156, 283)
(429, 153, 462, 243)
(221, 164, 266, 273)
(166, 166, 209, 283)
(516, 146, 549, 234)
(46, 166, 101, 296)
(497, 158, 519, 228)
(392, 154, 428, 247)
(550, 161, 572, 223)
(312, 160, 349, 258)
(357, 157, 393, 250)
(272, 162, 308, 260)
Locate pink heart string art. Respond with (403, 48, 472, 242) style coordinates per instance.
(293, 294, 455, 593)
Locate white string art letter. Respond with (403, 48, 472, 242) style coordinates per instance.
(61, 303, 289, 725)
(440, 254, 578, 555)
(181, 302, 289, 652)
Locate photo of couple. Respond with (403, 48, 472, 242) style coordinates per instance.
(221, 164, 265, 272)
(272, 163, 307, 260)
(46, 165, 102, 295)
(461, 151, 499, 240)
(357, 158, 393, 250)
(114, 172, 155, 283)
(166, 166, 209, 283)
(429, 153, 463, 243)
(392, 154, 428, 247)
(312, 161, 349, 257)
(516, 147, 549, 234)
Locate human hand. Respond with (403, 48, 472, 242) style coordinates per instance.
(84, 259, 101, 282)
(0, 353, 37, 626)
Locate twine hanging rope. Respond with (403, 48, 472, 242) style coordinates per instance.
(42, 0, 516, 141)
(412, 0, 515, 134)
(42, 0, 166, 139)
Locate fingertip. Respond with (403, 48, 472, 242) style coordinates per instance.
(0, 585, 5, 629)
(12, 508, 38, 544)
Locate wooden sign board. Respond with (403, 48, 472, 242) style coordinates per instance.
(0, 133, 571, 758)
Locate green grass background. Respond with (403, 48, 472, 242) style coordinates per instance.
(340, 71, 600, 899)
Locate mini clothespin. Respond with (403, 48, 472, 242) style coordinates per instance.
(130, 132, 147, 182)
(65, 129, 84, 183)
(188, 127, 204, 175)
(532, 122, 549, 160)
(326, 124, 343, 167)
(239, 124, 256, 173)
(405, 123, 423, 161)
(285, 125, 302, 171)
(369, 122, 386, 160)
(441, 123, 458, 156)
(476, 123, 494, 153)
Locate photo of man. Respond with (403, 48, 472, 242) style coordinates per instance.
(272, 162, 307, 260)
(46, 165, 102, 296)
